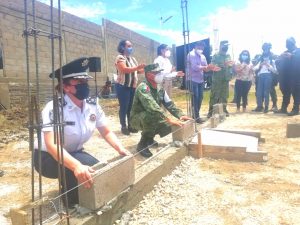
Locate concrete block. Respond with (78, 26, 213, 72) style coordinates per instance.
(286, 123, 300, 138)
(172, 120, 195, 141)
(213, 103, 223, 115)
(78, 155, 135, 210)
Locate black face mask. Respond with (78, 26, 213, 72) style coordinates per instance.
(74, 83, 90, 100)
(221, 46, 228, 52)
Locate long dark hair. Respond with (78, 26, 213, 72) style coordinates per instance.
(117, 40, 128, 54)
(238, 50, 251, 64)
(157, 44, 168, 56)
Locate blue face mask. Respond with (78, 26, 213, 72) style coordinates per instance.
(241, 54, 248, 61)
(126, 47, 133, 55)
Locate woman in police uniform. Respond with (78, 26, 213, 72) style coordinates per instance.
(34, 57, 128, 207)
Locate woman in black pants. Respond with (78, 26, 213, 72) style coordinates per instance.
(34, 58, 129, 207)
(115, 40, 145, 135)
(233, 50, 254, 112)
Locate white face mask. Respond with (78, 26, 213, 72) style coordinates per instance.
(196, 49, 203, 55)
(154, 73, 164, 84)
(164, 50, 171, 58)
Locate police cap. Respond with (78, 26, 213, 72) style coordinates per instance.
(49, 57, 93, 79)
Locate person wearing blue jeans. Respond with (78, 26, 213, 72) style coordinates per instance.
(186, 41, 209, 123)
(253, 43, 277, 113)
(115, 83, 135, 132)
(256, 73, 273, 112)
(191, 81, 204, 121)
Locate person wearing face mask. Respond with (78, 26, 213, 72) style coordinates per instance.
(186, 41, 210, 123)
(154, 44, 184, 97)
(253, 43, 277, 113)
(115, 40, 145, 135)
(34, 57, 129, 207)
(275, 37, 298, 115)
(130, 64, 192, 158)
(207, 40, 234, 118)
(233, 50, 254, 112)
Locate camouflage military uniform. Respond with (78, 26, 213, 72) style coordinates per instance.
(130, 80, 184, 139)
(208, 53, 232, 114)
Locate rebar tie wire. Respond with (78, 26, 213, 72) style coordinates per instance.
(22, 27, 61, 39)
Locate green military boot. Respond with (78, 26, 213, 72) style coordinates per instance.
(137, 136, 153, 158)
(148, 137, 158, 148)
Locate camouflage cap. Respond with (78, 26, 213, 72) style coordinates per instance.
(220, 40, 229, 47)
(144, 63, 164, 74)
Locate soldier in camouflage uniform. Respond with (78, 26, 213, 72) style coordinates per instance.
(130, 63, 192, 158)
(207, 40, 234, 118)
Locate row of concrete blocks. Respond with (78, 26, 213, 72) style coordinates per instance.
(78, 120, 197, 210)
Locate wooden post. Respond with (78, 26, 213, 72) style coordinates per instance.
(197, 131, 203, 158)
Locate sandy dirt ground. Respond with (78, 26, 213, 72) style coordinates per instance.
(0, 89, 299, 224)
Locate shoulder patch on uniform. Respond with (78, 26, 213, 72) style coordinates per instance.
(141, 83, 150, 93)
(86, 97, 97, 105)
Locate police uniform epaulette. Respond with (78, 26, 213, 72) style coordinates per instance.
(58, 97, 67, 107)
(86, 97, 97, 105)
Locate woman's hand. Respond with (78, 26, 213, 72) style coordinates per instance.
(176, 71, 185, 77)
(74, 164, 95, 189)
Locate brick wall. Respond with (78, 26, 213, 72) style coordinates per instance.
(0, 0, 159, 108)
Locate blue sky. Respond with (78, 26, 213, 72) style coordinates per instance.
(39, 0, 300, 59)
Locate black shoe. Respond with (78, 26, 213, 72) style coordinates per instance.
(0, 170, 4, 177)
(264, 108, 269, 113)
(148, 138, 158, 148)
(271, 105, 278, 112)
(128, 126, 138, 133)
(196, 118, 206, 124)
(252, 107, 263, 112)
(274, 108, 287, 114)
(121, 127, 130, 135)
(137, 136, 153, 158)
(207, 112, 212, 118)
(288, 110, 299, 116)
(140, 148, 153, 158)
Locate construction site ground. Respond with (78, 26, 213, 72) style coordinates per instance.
(0, 88, 300, 224)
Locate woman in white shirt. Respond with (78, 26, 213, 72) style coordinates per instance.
(154, 44, 184, 96)
(34, 57, 128, 207)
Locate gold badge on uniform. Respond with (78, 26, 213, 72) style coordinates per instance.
(89, 114, 96, 122)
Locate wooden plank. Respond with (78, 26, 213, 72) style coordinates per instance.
(203, 145, 247, 154)
(188, 129, 268, 162)
(203, 151, 268, 162)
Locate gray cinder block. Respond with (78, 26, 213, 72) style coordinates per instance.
(78, 155, 135, 210)
(172, 120, 195, 141)
(286, 123, 300, 138)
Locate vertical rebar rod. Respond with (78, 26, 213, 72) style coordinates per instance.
(181, 0, 192, 117)
(49, 1, 63, 219)
(57, 0, 70, 222)
(31, 0, 43, 223)
(24, 1, 35, 224)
